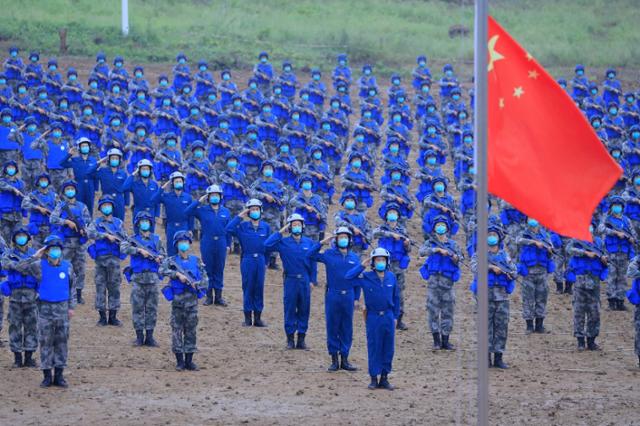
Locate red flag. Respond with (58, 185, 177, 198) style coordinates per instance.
(487, 16, 622, 241)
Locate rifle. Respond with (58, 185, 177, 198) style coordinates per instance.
(423, 199, 460, 222)
(183, 161, 213, 183)
(336, 215, 371, 245)
(488, 258, 516, 281)
(518, 232, 555, 254)
(570, 241, 608, 264)
(165, 256, 202, 294)
(62, 203, 87, 239)
(207, 136, 233, 150)
(156, 151, 181, 168)
(252, 189, 283, 207)
(219, 172, 249, 195)
(604, 223, 636, 244)
(375, 228, 418, 247)
(422, 238, 461, 264)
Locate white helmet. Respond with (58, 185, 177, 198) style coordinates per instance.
(286, 213, 305, 224)
(169, 171, 185, 181)
(75, 137, 91, 146)
(137, 159, 153, 168)
(370, 247, 390, 260)
(245, 198, 263, 209)
(206, 184, 223, 194)
(107, 148, 123, 157)
(334, 226, 353, 236)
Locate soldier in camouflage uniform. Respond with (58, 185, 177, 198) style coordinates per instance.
(21, 173, 59, 248)
(50, 180, 90, 305)
(121, 211, 165, 347)
(160, 231, 208, 371)
(419, 216, 462, 350)
(1, 228, 38, 368)
(13, 235, 76, 388)
(87, 196, 125, 327)
(625, 270, 640, 367)
(0, 234, 6, 345)
(0, 160, 25, 243)
(288, 175, 327, 241)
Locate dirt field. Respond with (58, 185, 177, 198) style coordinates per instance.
(0, 58, 639, 426)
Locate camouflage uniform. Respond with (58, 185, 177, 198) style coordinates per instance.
(2, 249, 38, 353)
(519, 265, 549, 320)
(426, 275, 455, 335)
(572, 274, 601, 338)
(22, 160, 43, 192)
(50, 200, 90, 291)
(0, 178, 24, 243)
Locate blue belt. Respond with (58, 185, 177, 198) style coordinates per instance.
(242, 253, 264, 259)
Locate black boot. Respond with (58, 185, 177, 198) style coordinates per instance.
(40, 369, 52, 388)
(97, 310, 108, 326)
(564, 281, 573, 295)
(108, 310, 122, 326)
(12, 351, 22, 368)
(525, 319, 534, 335)
(340, 354, 357, 371)
(214, 289, 227, 307)
(328, 354, 339, 372)
(555, 281, 563, 294)
(440, 335, 455, 350)
(23, 351, 36, 368)
(493, 353, 509, 369)
(378, 373, 394, 390)
(617, 299, 628, 311)
(534, 318, 546, 334)
(577, 337, 586, 351)
(286, 334, 295, 350)
(53, 367, 68, 387)
(608, 298, 616, 310)
(243, 311, 252, 327)
(175, 353, 185, 371)
(144, 329, 158, 347)
(134, 330, 144, 346)
(488, 353, 492, 368)
(184, 353, 198, 371)
(232, 242, 240, 255)
(368, 375, 378, 390)
(586, 336, 600, 351)
(396, 314, 408, 331)
(203, 289, 214, 306)
(268, 256, 280, 270)
(296, 333, 308, 350)
(432, 332, 441, 350)
(76, 289, 84, 304)
(253, 311, 266, 327)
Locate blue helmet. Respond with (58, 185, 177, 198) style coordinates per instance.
(172, 230, 193, 247)
(43, 234, 64, 248)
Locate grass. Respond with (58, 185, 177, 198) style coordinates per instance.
(0, 0, 638, 74)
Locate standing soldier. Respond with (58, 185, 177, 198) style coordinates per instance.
(151, 171, 193, 256)
(419, 216, 462, 350)
(121, 211, 165, 347)
(1, 228, 38, 368)
(515, 218, 556, 334)
(225, 199, 271, 327)
(87, 196, 125, 327)
(265, 213, 317, 350)
(288, 175, 327, 241)
(50, 180, 90, 304)
(627, 259, 640, 367)
(0, 160, 25, 242)
(308, 227, 360, 372)
(12, 235, 75, 388)
(21, 173, 59, 248)
(159, 231, 208, 371)
(345, 247, 400, 390)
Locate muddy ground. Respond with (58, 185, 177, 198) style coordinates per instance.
(0, 57, 639, 426)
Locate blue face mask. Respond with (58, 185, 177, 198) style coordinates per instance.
(592, 121, 601, 129)
(6, 167, 16, 176)
(427, 157, 437, 166)
(369, 91, 376, 97)
(263, 169, 273, 178)
(280, 145, 290, 153)
(69, 75, 77, 82)
(263, 107, 271, 113)
(422, 86, 430, 93)
(109, 158, 120, 167)
(65, 189, 76, 198)
(113, 87, 120, 94)
(223, 74, 230, 81)
(15, 235, 28, 246)
(487, 235, 499, 246)
(209, 195, 221, 204)
(250, 83, 257, 89)
(464, 136, 473, 144)
(139, 220, 151, 231)
(190, 109, 199, 116)
(39, 93, 47, 100)
(140, 168, 151, 178)
(227, 160, 237, 168)
(301, 182, 312, 191)
(83, 109, 92, 116)
(137, 129, 146, 137)
(52, 130, 62, 138)
(527, 218, 538, 227)
(609, 108, 618, 115)
(612, 151, 621, 159)
(337, 238, 349, 248)
(427, 127, 436, 135)
(387, 212, 399, 222)
(160, 80, 168, 87)
(248, 133, 257, 141)
(112, 119, 121, 127)
(38, 180, 49, 189)
(344, 200, 356, 210)
(18, 87, 26, 94)
(80, 145, 90, 154)
(0, 79, 5, 84)
(260, 57, 267, 63)
(90, 82, 98, 89)
(428, 107, 435, 113)
(356, 135, 365, 143)
(291, 225, 303, 235)
(434, 183, 445, 192)
(209, 95, 217, 102)
(200, 66, 207, 72)
(220, 122, 229, 129)
(101, 204, 113, 215)
(177, 241, 190, 252)
(393, 116, 401, 123)
(137, 94, 146, 101)
(632, 132, 640, 140)
(249, 210, 261, 220)
(48, 247, 62, 259)
(274, 88, 281, 94)
(576, 70, 584, 76)
(390, 145, 399, 154)
(135, 72, 143, 78)
(174, 181, 184, 190)
(612, 205, 623, 214)
(167, 139, 177, 148)
(435, 224, 447, 235)
(183, 87, 191, 94)
(391, 172, 401, 181)
(115, 62, 123, 68)
(292, 114, 300, 120)
(364, 112, 372, 118)
(351, 160, 361, 169)
(452, 94, 460, 101)
(194, 150, 204, 159)
(178, 58, 186, 64)
(322, 124, 331, 131)
(332, 102, 339, 109)
(2, 116, 10, 123)
(313, 74, 320, 81)
(375, 261, 386, 272)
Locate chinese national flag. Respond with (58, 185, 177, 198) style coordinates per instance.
(487, 16, 622, 241)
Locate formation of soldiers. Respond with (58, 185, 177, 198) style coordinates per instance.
(0, 46, 639, 391)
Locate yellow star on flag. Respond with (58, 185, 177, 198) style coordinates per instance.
(487, 35, 505, 72)
(513, 87, 525, 98)
(526, 52, 533, 61)
(528, 70, 539, 79)
(499, 98, 505, 108)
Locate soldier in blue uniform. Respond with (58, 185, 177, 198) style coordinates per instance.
(346, 247, 399, 390)
(333, 192, 371, 255)
(60, 137, 99, 215)
(288, 175, 327, 241)
(21, 173, 58, 248)
(96, 148, 128, 220)
(151, 171, 193, 256)
(253, 51, 273, 95)
(0, 160, 25, 243)
(121, 159, 160, 228)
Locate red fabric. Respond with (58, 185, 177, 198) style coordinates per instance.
(487, 16, 622, 241)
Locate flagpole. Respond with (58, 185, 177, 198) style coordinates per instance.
(474, 1, 489, 426)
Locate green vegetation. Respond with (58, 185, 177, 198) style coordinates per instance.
(0, 0, 638, 72)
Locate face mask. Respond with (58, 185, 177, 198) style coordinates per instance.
(80, 145, 90, 154)
(576, 70, 584, 76)
(612, 151, 621, 159)
(301, 182, 312, 191)
(427, 127, 436, 135)
(390, 145, 399, 154)
(178, 58, 186, 64)
(435, 224, 447, 235)
(609, 109, 618, 115)
(263, 107, 271, 113)
(356, 135, 365, 143)
(434, 183, 445, 192)
(248, 133, 257, 141)
(0, 79, 5, 84)
(199, 66, 207, 72)
(98, 58, 105, 64)
(138, 94, 146, 101)
(6, 167, 16, 176)
(419, 61, 426, 67)
(427, 157, 437, 165)
(635, 177, 640, 186)
(339, 60, 346, 66)
(260, 57, 267, 63)
(227, 160, 237, 168)
(452, 95, 460, 101)
(15, 235, 28, 246)
(52, 130, 62, 138)
(331, 102, 339, 109)
(392, 80, 400, 86)
(223, 74, 230, 81)
(369, 91, 376, 97)
(139, 220, 151, 231)
(65, 189, 76, 198)
(338, 87, 346, 93)
(250, 83, 257, 89)
(137, 129, 146, 137)
(375, 261, 386, 272)
(291, 225, 303, 235)
(173, 180, 184, 190)
(263, 169, 273, 178)
(337, 238, 349, 248)
(194, 150, 204, 159)
(89, 81, 98, 89)
(634, 132, 640, 140)
(209, 195, 221, 204)
(38, 180, 49, 189)
(48, 247, 62, 259)
(398, 97, 405, 104)
(209, 95, 217, 102)
(135, 72, 143, 78)
(115, 62, 123, 68)
(608, 73, 615, 79)
(591, 90, 598, 96)
(83, 109, 92, 116)
(140, 168, 151, 178)
(69, 75, 77, 82)
(364, 111, 372, 118)
(589, 225, 594, 233)
(109, 158, 120, 167)
(60, 102, 68, 109)
(280, 145, 290, 154)
(167, 139, 177, 147)
(177, 241, 190, 252)
(592, 122, 601, 129)
(39, 93, 47, 100)
(446, 70, 453, 77)
(191, 109, 199, 116)
(2, 116, 10, 123)
(249, 210, 261, 220)
(183, 87, 191, 94)
(351, 160, 361, 169)
(220, 122, 229, 129)
(422, 87, 430, 93)
(612, 205, 623, 214)
(464, 136, 473, 144)
(160, 80, 168, 87)
(313, 75, 320, 81)
(487, 235, 499, 246)
(322, 123, 330, 131)
(391, 172, 401, 181)
(387, 212, 399, 222)
(18, 87, 26, 94)
(292, 114, 300, 120)
(101, 204, 113, 215)
(627, 97, 635, 104)
(364, 69, 371, 75)
(10, 51, 17, 57)
(274, 88, 281, 94)
(459, 114, 467, 120)
(428, 107, 435, 113)
(527, 218, 538, 227)
(344, 200, 356, 210)
(113, 87, 120, 94)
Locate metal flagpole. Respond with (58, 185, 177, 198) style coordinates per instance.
(122, 0, 130, 36)
(473, 1, 489, 425)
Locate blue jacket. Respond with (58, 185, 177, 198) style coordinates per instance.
(308, 243, 360, 293)
(121, 175, 159, 217)
(151, 189, 193, 228)
(225, 216, 270, 257)
(186, 201, 231, 244)
(264, 232, 317, 283)
(345, 264, 400, 319)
